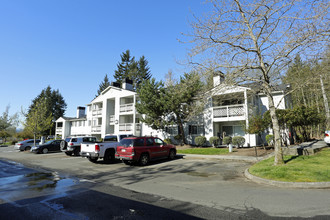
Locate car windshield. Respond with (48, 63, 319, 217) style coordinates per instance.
(45, 140, 54, 144)
(65, 138, 71, 142)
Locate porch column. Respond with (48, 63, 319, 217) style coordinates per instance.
(133, 95, 136, 135)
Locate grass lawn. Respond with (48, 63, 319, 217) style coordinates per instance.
(249, 148, 330, 182)
(177, 147, 231, 155)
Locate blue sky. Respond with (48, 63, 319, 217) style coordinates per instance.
(0, 0, 208, 121)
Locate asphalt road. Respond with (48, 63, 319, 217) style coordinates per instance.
(1, 145, 330, 219)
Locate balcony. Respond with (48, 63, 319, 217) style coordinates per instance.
(92, 109, 102, 116)
(119, 123, 141, 132)
(213, 104, 245, 120)
(120, 103, 134, 113)
(91, 125, 101, 133)
(56, 127, 62, 133)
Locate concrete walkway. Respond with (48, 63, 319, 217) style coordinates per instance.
(180, 140, 330, 189)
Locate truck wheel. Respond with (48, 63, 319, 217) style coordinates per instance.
(104, 150, 115, 163)
(88, 157, 98, 163)
(65, 151, 72, 156)
(74, 148, 80, 156)
(139, 153, 149, 166)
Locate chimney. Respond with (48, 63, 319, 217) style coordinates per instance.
(122, 78, 133, 91)
(77, 106, 86, 118)
(213, 71, 225, 87)
(111, 82, 121, 88)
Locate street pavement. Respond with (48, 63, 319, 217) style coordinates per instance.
(0, 144, 329, 219)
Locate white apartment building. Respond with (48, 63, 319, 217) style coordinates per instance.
(55, 76, 291, 147)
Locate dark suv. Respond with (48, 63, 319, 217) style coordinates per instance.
(115, 136, 176, 166)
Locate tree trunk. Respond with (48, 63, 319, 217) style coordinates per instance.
(177, 118, 185, 145)
(320, 75, 330, 129)
(267, 95, 284, 165)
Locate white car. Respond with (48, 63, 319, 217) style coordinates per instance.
(324, 130, 330, 146)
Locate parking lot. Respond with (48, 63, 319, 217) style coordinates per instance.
(1, 145, 330, 219)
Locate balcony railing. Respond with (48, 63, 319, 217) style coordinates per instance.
(119, 123, 141, 132)
(92, 109, 103, 116)
(91, 125, 102, 133)
(119, 123, 133, 132)
(120, 103, 134, 113)
(213, 104, 245, 118)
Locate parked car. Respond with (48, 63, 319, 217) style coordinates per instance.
(81, 134, 132, 163)
(14, 139, 40, 151)
(60, 136, 97, 156)
(115, 136, 176, 166)
(31, 139, 63, 154)
(324, 130, 330, 146)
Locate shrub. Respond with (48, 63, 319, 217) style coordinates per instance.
(232, 136, 245, 148)
(164, 138, 172, 144)
(222, 136, 232, 145)
(195, 136, 207, 147)
(266, 134, 274, 146)
(209, 136, 220, 147)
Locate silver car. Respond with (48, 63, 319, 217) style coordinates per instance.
(14, 139, 40, 151)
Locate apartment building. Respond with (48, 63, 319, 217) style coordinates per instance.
(55, 76, 291, 147)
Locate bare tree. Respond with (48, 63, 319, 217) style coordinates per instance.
(186, 0, 329, 165)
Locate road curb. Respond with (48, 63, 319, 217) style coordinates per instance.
(244, 168, 330, 189)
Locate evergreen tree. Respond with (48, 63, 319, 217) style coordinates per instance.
(113, 50, 152, 91)
(97, 74, 111, 96)
(136, 78, 168, 130)
(114, 50, 135, 85)
(28, 86, 67, 135)
(136, 72, 203, 144)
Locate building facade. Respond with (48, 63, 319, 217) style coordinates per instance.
(55, 76, 291, 147)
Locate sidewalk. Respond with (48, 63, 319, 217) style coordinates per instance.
(179, 140, 330, 189)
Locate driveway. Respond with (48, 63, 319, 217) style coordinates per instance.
(1, 145, 330, 219)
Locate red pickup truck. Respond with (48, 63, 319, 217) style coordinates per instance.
(115, 136, 176, 166)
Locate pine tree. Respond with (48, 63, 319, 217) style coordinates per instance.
(97, 74, 111, 96)
(113, 50, 152, 91)
(114, 50, 135, 85)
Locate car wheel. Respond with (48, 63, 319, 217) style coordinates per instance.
(25, 146, 31, 151)
(168, 149, 176, 160)
(139, 153, 149, 166)
(103, 150, 115, 163)
(42, 148, 49, 154)
(65, 151, 72, 156)
(60, 141, 67, 150)
(88, 157, 98, 163)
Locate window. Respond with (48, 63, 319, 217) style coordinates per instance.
(88, 120, 91, 126)
(154, 138, 163, 146)
(134, 139, 145, 146)
(104, 136, 118, 142)
(57, 122, 63, 127)
(165, 126, 178, 135)
(71, 138, 77, 142)
(222, 125, 244, 137)
(146, 138, 154, 146)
